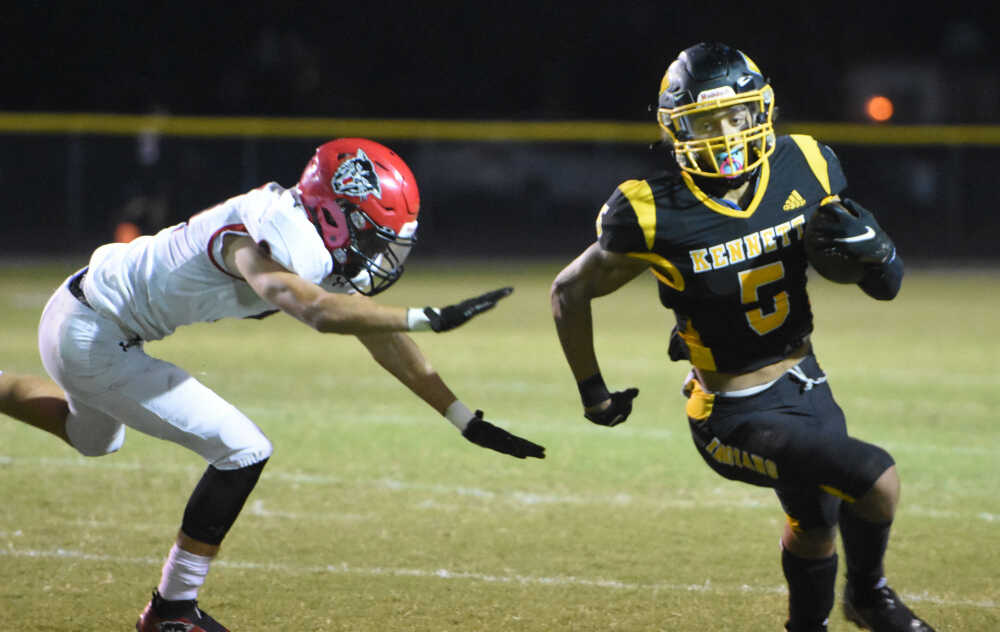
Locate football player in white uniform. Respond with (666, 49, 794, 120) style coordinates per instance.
(0, 138, 544, 632)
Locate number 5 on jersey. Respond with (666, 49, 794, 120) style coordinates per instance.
(738, 261, 789, 335)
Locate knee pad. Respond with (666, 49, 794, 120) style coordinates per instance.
(212, 431, 273, 470)
(181, 458, 269, 545)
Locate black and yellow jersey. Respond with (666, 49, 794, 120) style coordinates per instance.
(597, 134, 847, 373)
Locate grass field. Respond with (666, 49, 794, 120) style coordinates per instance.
(1, 258, 997, 631)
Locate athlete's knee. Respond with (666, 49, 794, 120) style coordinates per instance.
(211, 427, 273, 470)
(853, 464, 899, 522)
(782, 520, 836, 558)
(216, 435, 273, 470)
(241, 433, 274, 463)
(830, 438, 896, 520)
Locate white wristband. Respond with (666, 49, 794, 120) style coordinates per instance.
(407, 308, 432, 331)
(444, 400, 475, 431)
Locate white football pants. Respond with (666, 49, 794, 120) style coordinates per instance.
(38, 278, 273, 470)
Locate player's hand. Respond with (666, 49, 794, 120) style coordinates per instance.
(815, 199, 894, 265)
(584, 387, 639, 427)
(424, 287, 513, 332)
(462, 410, 546, 459)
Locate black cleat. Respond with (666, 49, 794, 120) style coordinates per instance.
(843, 581, 935, 631)
(136, 589, 229, 632)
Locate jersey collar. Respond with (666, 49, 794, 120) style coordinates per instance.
(681, 154, 771, 218)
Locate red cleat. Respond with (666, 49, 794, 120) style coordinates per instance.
(135, 589, 229, 632)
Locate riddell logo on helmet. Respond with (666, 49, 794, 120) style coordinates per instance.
(696, 86, 736, 102)
(331, 148, 382, 200)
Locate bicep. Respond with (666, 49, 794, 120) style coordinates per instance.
(227, 235, 327, 319)
(225, 234, 407, 334)
(552, 242, 649, 303)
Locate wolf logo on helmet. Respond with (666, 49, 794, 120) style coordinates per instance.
(331, 148, 383, 200)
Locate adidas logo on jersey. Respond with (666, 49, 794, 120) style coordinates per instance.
(783, 190, 806, 211)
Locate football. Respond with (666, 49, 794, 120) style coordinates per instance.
(803, 201, 867, 284)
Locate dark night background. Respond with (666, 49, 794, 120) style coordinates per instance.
(2, 3, 997, 259)
(5, 3, 995, 121)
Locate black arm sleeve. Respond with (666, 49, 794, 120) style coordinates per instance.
(857, 250, 903, 300)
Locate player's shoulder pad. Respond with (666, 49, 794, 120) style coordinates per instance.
(597, 179, 653, 253)
(242, 183, 333, 284)
(784, 134, 848, 196)
(789, 134, 842, 166)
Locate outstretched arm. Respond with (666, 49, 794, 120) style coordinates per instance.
(550, 243, 648, 426)
(357, 332, 545, 459)
(226, 235, 510, 335)
(356, 332, 457, 414)
(226, 236, 539, 458)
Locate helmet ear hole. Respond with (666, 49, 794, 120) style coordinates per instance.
(321, 208, 339, 228)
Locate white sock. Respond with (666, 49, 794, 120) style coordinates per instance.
(157, 544, 213, 601)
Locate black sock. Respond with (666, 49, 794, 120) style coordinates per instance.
(180, 459, 268, 545)
(839, 506, 891, 599)
(782, 548, 837, 631)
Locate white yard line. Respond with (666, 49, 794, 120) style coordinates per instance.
(0, 546, 995, 611)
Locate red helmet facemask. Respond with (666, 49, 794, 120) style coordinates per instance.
(296, 138, 420, 295)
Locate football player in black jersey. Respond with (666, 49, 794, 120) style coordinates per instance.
(551, 42, 934, 632)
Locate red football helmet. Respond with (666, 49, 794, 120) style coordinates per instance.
(296, 138, 420, 295)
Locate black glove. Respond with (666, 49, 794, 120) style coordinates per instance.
(424, 287, 513, 332)
(584, 388, 639, 427)
(813, 198, 895, 265)
(462, 410, 546, 459)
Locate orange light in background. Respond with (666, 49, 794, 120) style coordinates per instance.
(865, 95, 894, 123)
(114, 221, 142, 243)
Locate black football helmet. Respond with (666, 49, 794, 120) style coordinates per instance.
(657, 42, 775, 181)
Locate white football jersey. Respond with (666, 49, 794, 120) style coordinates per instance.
(82, 183, 348, 341)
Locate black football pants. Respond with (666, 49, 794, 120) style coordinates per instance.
(686, 354, 894, 530)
